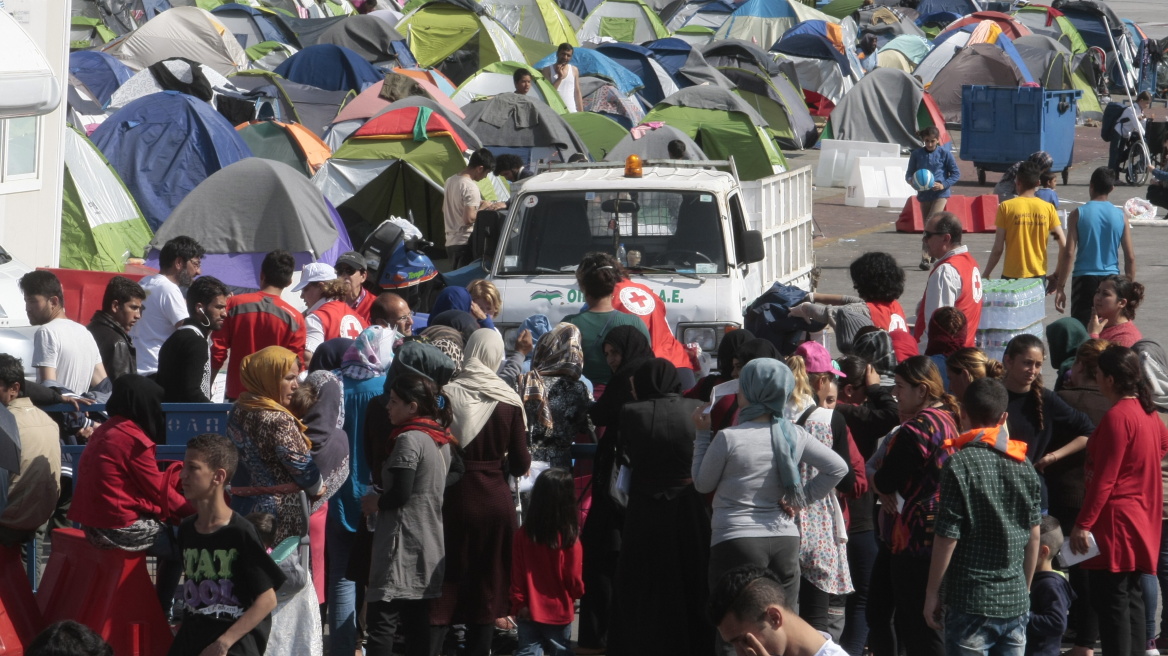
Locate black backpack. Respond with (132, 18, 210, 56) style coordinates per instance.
(743, 282, 827, 356)
(1100, 102, 1127, 143)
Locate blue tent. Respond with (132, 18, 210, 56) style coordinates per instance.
(534, 47, 643, 95)
(773, 33, 852, 77)
(915, 0, 982, 15)
(274, 44, 383, 93)
(92, 91, 252, 231)
(69, 51, 134, 107)
(644, 38, 736, 89)
(211, 4, 301, 49)
(916, 11, 963, 27)
(595, 42, 676, 105)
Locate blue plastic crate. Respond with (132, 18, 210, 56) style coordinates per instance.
(960, 86, 1082, 172)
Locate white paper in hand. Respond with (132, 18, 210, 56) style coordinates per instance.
(1059, 533, 1100, 567)
(704, 379, 739, 414)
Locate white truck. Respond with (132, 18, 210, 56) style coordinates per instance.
(479, 158, 816, 356)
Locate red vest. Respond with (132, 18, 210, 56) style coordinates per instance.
(612, 279, 693, 371)
(314, 300, 368, 341)
(350, 289, 376, 324)
(914, 251, 983, 347)
(867, 300, 909, 333)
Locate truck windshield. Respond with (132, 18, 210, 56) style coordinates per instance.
(498, 190, 727, 275)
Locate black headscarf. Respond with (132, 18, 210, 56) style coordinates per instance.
(107, 374, 166, 444)
(309, 337, 354, 372)
(633, 358, 681, 400)
(852, 329, 897, 381)
(718, 328, 755, 375)
(384, 340, 457, 394)
(431, 310, 479, 343)
(736, 338, 781, 368)
(591, 325, 654, 428)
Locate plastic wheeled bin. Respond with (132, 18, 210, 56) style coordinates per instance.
(959, 85, 1083, 185)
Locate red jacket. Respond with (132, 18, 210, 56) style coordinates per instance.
(212, 292, 306, 399)
(350, 289, 376, 325)
(313, 300, 368, 341)
(612, 279, 692, 371)
(510, 528, 585, 625)
(69, 416, 193, 529)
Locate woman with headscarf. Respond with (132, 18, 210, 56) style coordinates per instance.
(518, 322, 591, 470)
(420, 324, 465, 372)
(685, 329, 754, 432)
(693, 358, 848, 655)
(578, 324, 653, 654)
(608, 359, 712, 656)
(429, 310, 480, 344)
(226, 346, 324, 656)
(430, 329, 531, 656)
(430, 286, 496, 329)
(994, 151, 1053, 202)
(328, 326, 397, 656)
(852, 328, 898, 386)
(1048, 316, 1090, 391)
(70, 374, 191, 608)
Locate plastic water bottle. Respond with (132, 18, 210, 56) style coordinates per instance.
(617, 243, 627, 267)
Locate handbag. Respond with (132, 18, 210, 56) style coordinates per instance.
(270, 491, 312, 601)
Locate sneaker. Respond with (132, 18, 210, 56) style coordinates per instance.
(1146, 639, 1159, 656)
(919, 255, 932, 271)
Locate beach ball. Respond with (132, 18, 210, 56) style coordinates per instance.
(911, 169, 935, 192)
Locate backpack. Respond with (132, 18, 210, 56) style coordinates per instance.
(1132, 339, 1168, 413)
(1100, 102, 1127, 143)
(743, 282, 827, 356)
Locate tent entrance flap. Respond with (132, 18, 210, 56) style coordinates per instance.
(600, 16, 637, 41)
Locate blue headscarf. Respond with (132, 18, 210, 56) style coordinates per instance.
(736, 358, 805, 508)
(431, 286, 475, 316)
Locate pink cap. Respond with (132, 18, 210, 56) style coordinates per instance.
(794, 341, 845, 377)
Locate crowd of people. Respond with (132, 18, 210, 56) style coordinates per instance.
(2, 187, 1168, 656)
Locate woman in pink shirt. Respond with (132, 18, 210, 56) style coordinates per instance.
(1088, 275, 1144, 346)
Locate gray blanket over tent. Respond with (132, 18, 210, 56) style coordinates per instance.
(825, 67, 923, 148)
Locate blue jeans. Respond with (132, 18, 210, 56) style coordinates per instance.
(515, 619, 573, 656)
(327, 514, 358, 656)
(943, 610, 1027, 656)
(841, 529, 878, 656)
(1143, 573, 1158, 644)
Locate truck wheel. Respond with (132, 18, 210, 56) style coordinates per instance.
(977, 168, 986, 185)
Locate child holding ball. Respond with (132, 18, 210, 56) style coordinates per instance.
(907, 126, 961, 269)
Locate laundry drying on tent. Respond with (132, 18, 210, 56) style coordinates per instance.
(579, 76, 647, 128)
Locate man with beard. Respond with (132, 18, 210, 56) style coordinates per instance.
(132, 236, 205, 375)
(156, 276, 230, 403)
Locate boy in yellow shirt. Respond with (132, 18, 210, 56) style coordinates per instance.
(983, 161, 1067, 290)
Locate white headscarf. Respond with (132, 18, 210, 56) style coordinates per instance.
(443, 329, 527, 445)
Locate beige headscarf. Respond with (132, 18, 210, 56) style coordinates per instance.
(443, 329, 527, 445)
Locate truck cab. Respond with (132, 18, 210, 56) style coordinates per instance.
(481, 159, 815, 356)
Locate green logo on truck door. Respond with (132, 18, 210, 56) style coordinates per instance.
(530, 290, 563, 302)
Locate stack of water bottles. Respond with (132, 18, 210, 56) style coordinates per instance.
(976, 278, 1046, 362)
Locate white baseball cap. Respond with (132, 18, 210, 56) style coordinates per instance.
(291, 262, 337, 292)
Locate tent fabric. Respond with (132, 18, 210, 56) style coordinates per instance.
(107, 58, 242, 110)
(821, 67, 945, 148)
(461, 93, 590, 157)
(718, 66, 816, 149)
(274, 43, 383, 92)
(857, 6, 926, 44)
(210, 3, 300, 49)
(534, 47, 643, 95)
(713, 0, 838, 52)
(701, 39, 782, 75)
(236, 120, 333, 175)
(666, 0, 738, 32)
(149, 158, 346, 289)
(822, 0, 864, 21)
(317, 14, 409, 63)
(876, 34, 930, 64)
(330, 99, 478, 183)
(942, 11, 1031, 39)
(332, 72, 463, 124)
(246, 41, 300, 71)
(316, 158, 448, 247)
(577, 0, 670, 43)
(273, 14, 350, 46)
(561, 111, 628, 159)
(773, 32, 852, 76)
(603, 122, 706, 160)
(60, 127, 154, 272)
(69, 51, 135, 107)
(927, 42, 1029, 124)
(483, 0, 580, 47)
(326, 93, 480, 150)
(644, 38, 737, 90)
(452, 61, 569, 113)
(92, 91, 253, 231)
(875, 48, 914, 72)
(72, 16, 119, 51)
(1012, 5, 1089, 54)
(644, 85, 786, 180)
(229, 70, 355, 137)
(915, 0, 982, 15)
(595, 42, 682, 105)
(1012, 32, 1103, 117)
(580, 76, 647, 128)
(913, 25, 972, 84)
(104, 7, 250, 75)
(397, 2, 525, 84)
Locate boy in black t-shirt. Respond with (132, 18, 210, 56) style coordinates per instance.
(170, 434, 286, 656)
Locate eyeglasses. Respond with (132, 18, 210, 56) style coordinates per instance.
(922, 230, 940, 239)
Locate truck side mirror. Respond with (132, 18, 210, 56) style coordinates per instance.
(742, 230, 765, 264)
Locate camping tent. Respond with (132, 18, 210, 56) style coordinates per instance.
(915, 0, 982, 15)
(452, 61, 569, 112)
(209, 4, 301, 49)
(104, 7, 250, 75)
(666, 0, 738, 32)
(577, 0, 671, 43)
(148, 158, 352, 290)
(317, 14, 416, 66)
(772, 33, 856, 115)
(324, 72, 464, 148)
(230, 70, 356, 137)
(821, 67, 950, 148)
(927, 42, 1031, 123)
(562, 111, 628, 159)
(876, 35, 930, 67)
(92, 91, 253, 231)
(595, 42, 681, 105)
(713, 0, 838, 52)
(68, 51, 134, 107)
(106, 58, 249, 112)
(1052, 0, 1140, 93)
(642, 85, 786, 180)
(396, 0, 526, 85)
(461, 93, 590, 163)
(236, 120, 333, 176)
(941, 11, 1031, 39)
(60, 127, 154, 272)
(1012, 5, 1088, 54)
(644, 38, 737, 89)
(855, 6, 926, 45)
(481, 0, 580, 47)
(603, 123, 706, 160)
(533, 46, 644, 95)
(1014, 33, 1103, 117)
(274, 44, 384, 93)
(579, 76, 646, 128)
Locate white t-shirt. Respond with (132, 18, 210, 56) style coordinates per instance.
(132, 274, 188, 375)
(33, 318, 102, 394)
(443, 174, 481, 247)
(305, 299, 327, 353)
(813, 633, 849, 656)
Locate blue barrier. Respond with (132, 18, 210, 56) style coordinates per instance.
(43, 403, 234, 445)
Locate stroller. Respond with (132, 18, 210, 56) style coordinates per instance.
(355, 219, 445, 313)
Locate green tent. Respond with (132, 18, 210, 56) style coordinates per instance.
(453, 61, 569, 113)
(820, 0, 862, 20)
(576, 0, 671, 43)
(562, 112, 628, 160)
(643, 87, 787, 180)
(398, 1, 527, 84)
(60, 127, 154, 272)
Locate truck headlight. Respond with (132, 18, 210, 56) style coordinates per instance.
(680, 323, 740, 352)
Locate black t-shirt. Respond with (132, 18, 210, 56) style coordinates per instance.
(169, 512, 287, 656)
